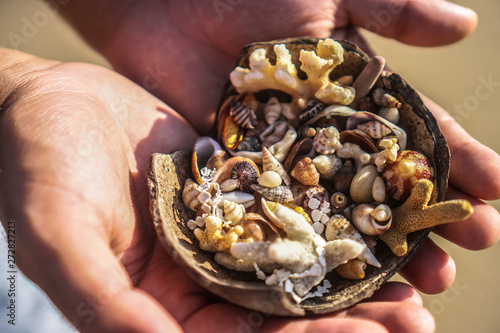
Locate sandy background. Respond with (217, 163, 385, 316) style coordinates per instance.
(0, 0, 499, 332)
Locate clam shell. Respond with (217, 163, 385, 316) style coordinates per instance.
(150, 37, 450, 316)
(350, 165, 379, 204)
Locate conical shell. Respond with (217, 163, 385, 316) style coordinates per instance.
(264, 97, 282, 125)
(312, 154, 342, 180)
(230, 99, 257, 129)
(223, 200, 245, 225)
(182, 178, 202, 211)
(262, 146, 291, 186)
(290, 157, 320, 186)
(251, 184, 293, 203)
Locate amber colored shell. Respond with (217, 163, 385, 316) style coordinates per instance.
(148, 37, 450, 316)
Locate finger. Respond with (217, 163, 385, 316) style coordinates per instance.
(421, 96, 500, 201)
(398, 238, 456, 294)
(343, 0, 477, 46)
(345, 301, 435, 333)
(433, 186, 500, 250)
(366, 282, 423, 305)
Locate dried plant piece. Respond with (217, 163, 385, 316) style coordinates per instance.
(379, 179, 473, 256)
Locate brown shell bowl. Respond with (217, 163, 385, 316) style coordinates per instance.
(147, 37, 450, 316)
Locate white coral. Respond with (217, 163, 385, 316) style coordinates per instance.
(230, 39, 355, 107)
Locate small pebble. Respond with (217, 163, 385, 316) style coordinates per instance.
(312, 222, 325, 234)
(308, 198, 320, 209)
(311, 209, 323, 222)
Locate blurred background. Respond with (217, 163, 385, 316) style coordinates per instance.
(0, 0, 498, 332)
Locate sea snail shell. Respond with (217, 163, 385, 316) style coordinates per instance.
(352, 203, 392, 236)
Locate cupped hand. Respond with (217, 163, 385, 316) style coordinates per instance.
(0, 49, 435, 333)
(61, 0, 499, 294)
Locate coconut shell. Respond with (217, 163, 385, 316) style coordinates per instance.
(147, 37, 449, 316)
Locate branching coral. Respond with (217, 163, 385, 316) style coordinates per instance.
(230, 39, 355, 107)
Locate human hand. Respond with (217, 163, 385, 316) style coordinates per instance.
(61, 0, 500, 294)
(0, 48, 441, 332)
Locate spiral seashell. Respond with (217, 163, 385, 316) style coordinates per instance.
(230, 99, 257, 129)
(298, 100, 326, 124)
(330, 192, 348, 214)
(312, 154, 342, 180)
(372, 88, 402, 108)
(382, 150, 434, 201)
(240, 213, 280, 242)
(262, 146, 291, 186)
(223, 200, 246, 225)
(259, 121, 288, 147)
(257, 171, 282, 188)
(336, 259, 367, 280)
(332, 160, 356, 193)
(231, 161, 259, 192)
(290, 157, 320, 186)
(350, 165, 379, 204)
(357, 121, 392, 139)
(298, 125, 316, 139)
(237, 136, 261, 152)
(182, 178, 202, 211)
(264, 97, 282, 125)
(251, 184, 293, 203)
(378, 107, 400, 124)
(313, 126, 342, 154)
(352, 203, 392, 236)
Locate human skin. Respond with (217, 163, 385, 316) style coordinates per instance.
(0, 0, 498, 332)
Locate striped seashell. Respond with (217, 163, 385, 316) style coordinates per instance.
(350, 165, 379, 204)
(357, 120, 392, 139)
(182, 178, 202, 211)
(259, 121, 288, 147)
(230, 99, 257, 129)
(262, 146, 291, 186)
(290, 157, 320, 186)
(298, 100, 326, 123)
(372, 88, 402, 108)
(223, 200, 246, 225)
(264, 97, 282, 125)
(313, 126, 342, 154)
(251, 184, 293, 203)
(231, 161, 259, 192)
(312, 154, 342, 180)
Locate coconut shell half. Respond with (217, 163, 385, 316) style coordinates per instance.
(147, 38, 450, 316)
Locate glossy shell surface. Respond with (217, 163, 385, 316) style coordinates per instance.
(148, 37, 450, 316)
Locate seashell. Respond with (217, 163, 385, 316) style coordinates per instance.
(313, 126, 342, 154)
(219, 191, 256, 209)
(206, 150, 228, 171)
(336, 259, 367, 280)
(230, 99, 257, 129)
(357, 121, 392, 139)
(298, 100, 326, 124)
(298, 125, 316, 139)
(349, 55, 386, 108)
(264, 97, 282, 125)
(259, 121, 288, 147)
(212, 157, 260, 188)
(378, 107, 400, 124)
(304, 105, 356, 127)
(346, 111, 407, 151)
(332, 160, 356, 194)
(251, 184, 293, 203)
(330, 192, 348, 214)
(382, 150, 434, 201)
(231, 161, 260, 192)
(240, 213, 281, 242)
(281, 103, 300, 123)
(257, 171, 282, 188)
(312, 154, 342, 180)
(191, 136, 224, 184)
(372, 176, 386, 203)
(303, 185, 330, 218)
(282, 138, 315, 172)
(339, 129, 378, 153)
(223, 115, 244, 150)
(350, 165, 379, 204)
(262, 146, 291, 186)
(237, 136, 261, 152)
(223, 200, 245, 225)
(290, 157, 320, 186)
(352, 203, 392, 236)
(242, 92, 259, 113)
(182, 178, 202, 211)
(372, 88, 402, 108)
(220, 178, 238, 192)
